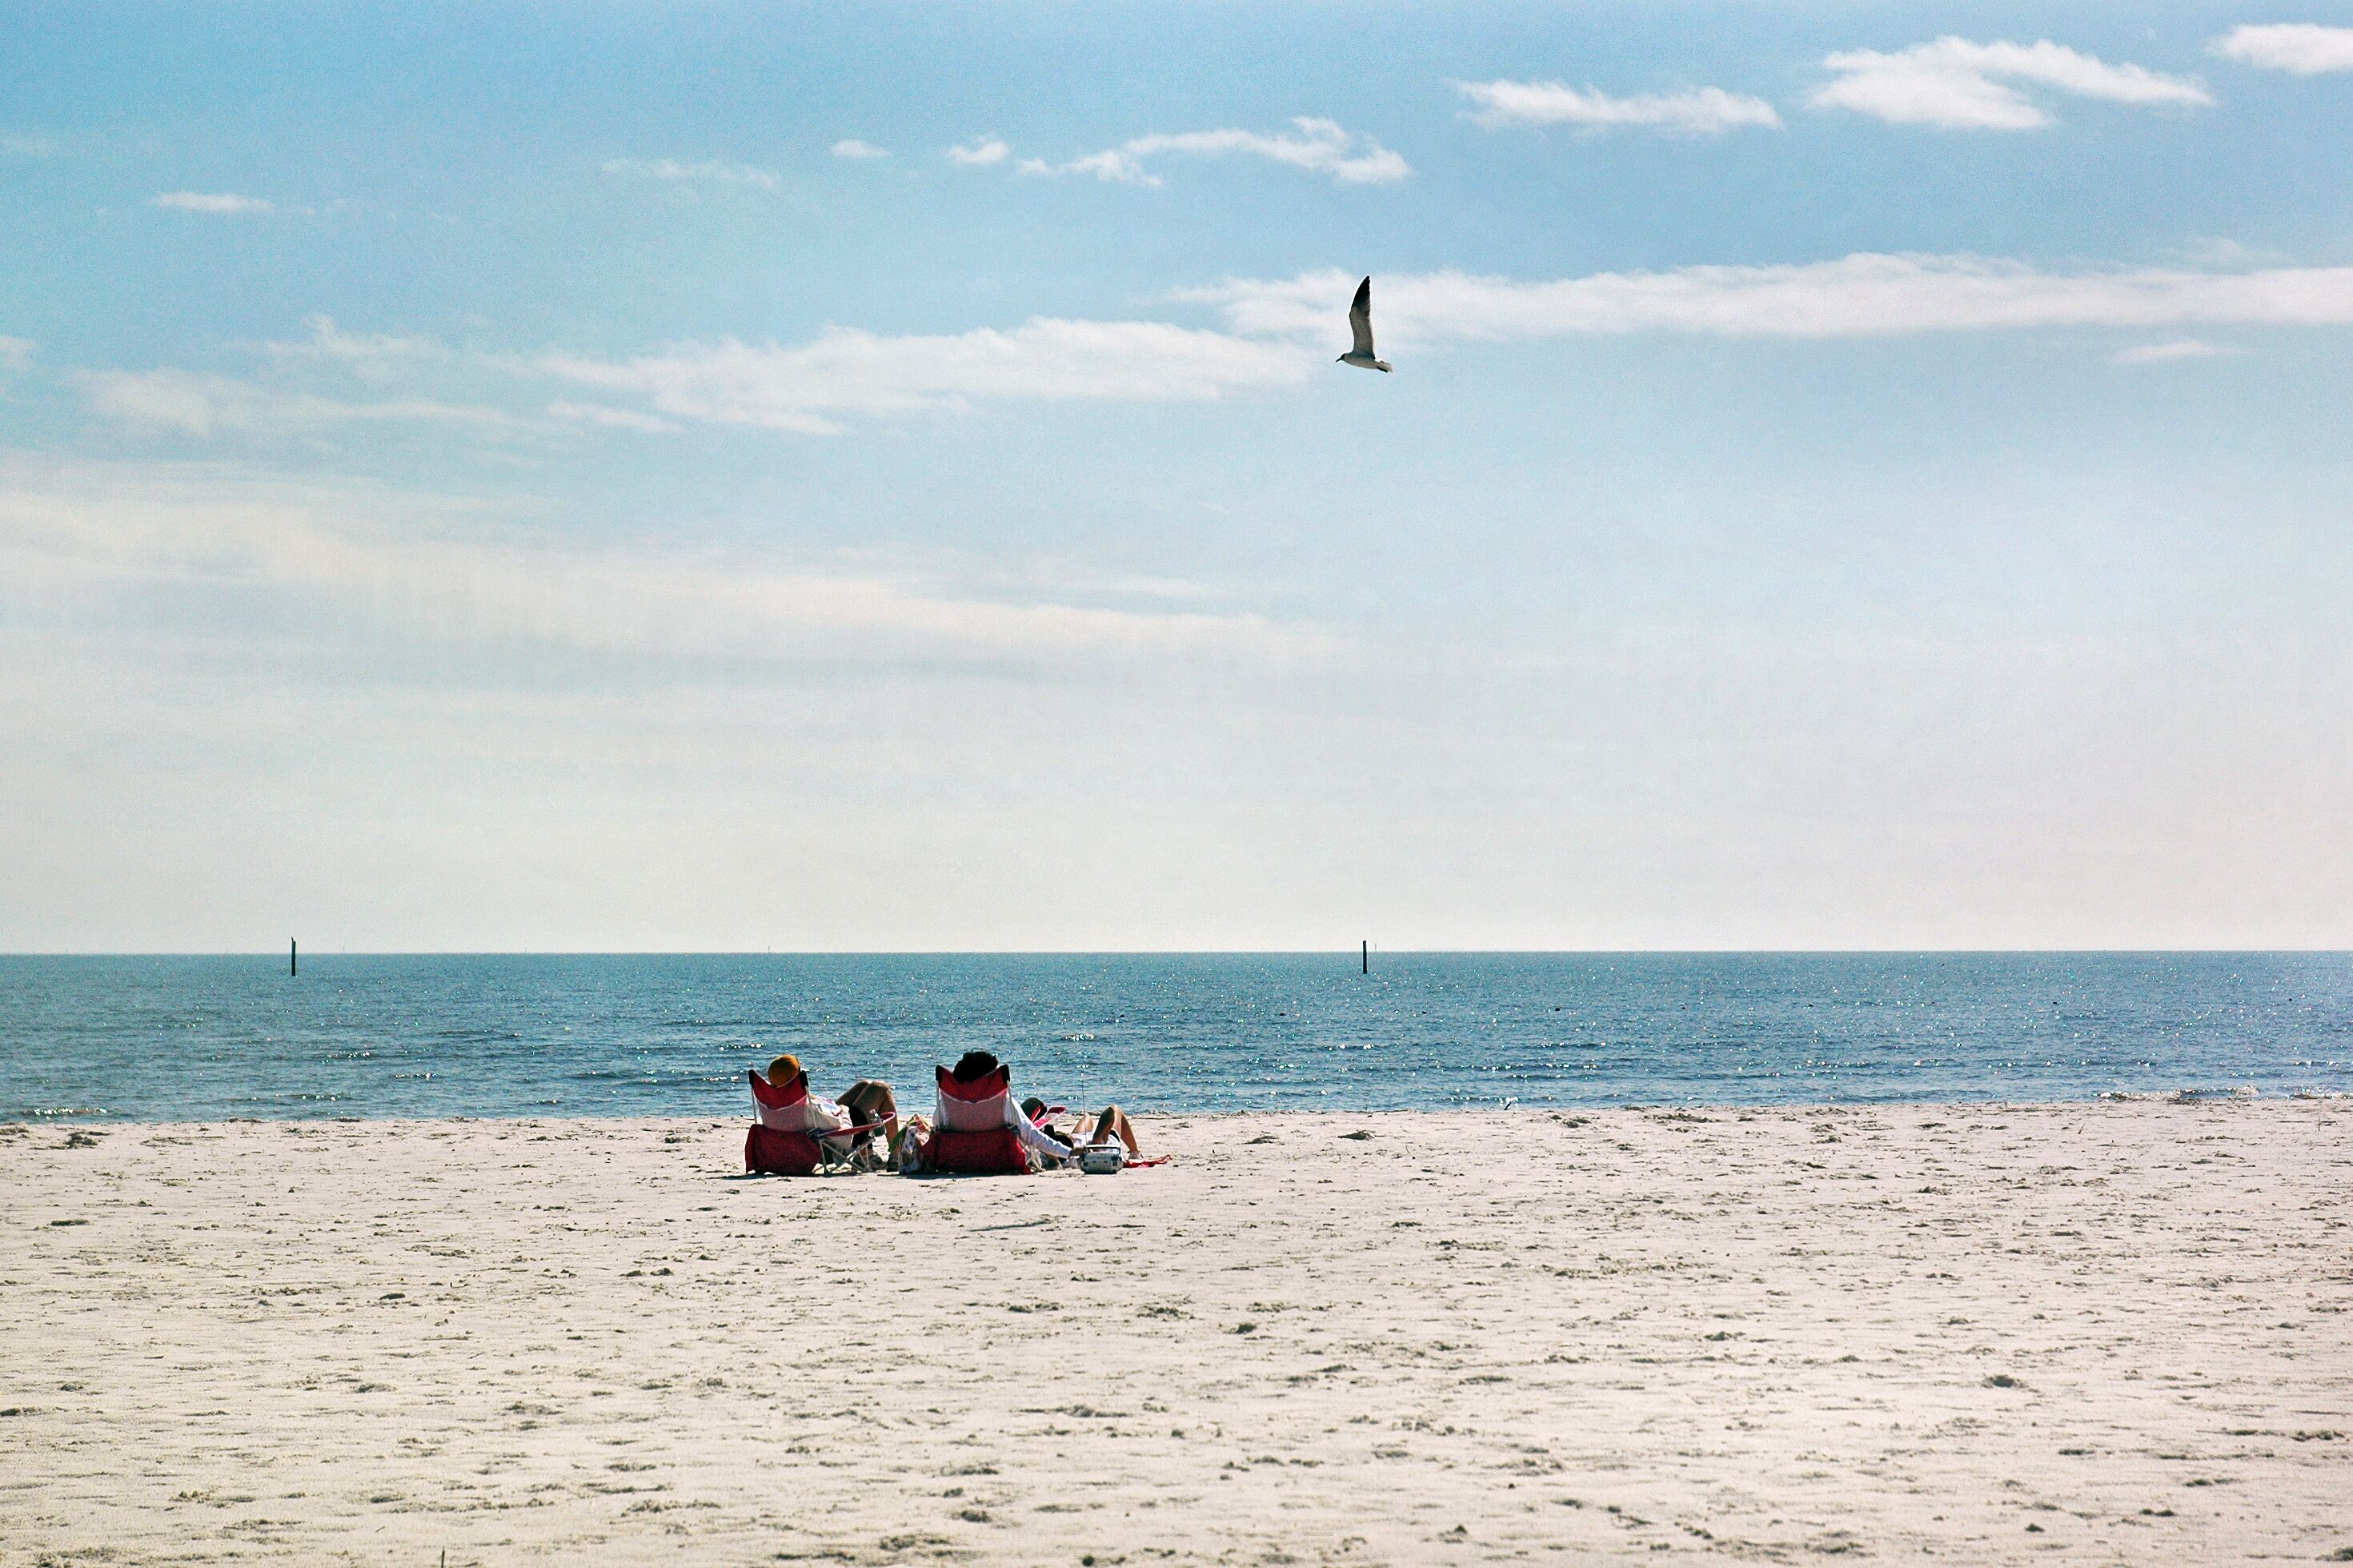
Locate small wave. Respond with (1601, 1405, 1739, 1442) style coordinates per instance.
(2160, 1085, 2262, 1102)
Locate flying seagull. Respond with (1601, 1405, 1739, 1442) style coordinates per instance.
(1338, 275, 1391, 372)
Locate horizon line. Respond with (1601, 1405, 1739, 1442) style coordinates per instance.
(5, 948, 2348, 959)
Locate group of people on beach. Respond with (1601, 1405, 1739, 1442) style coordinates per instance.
(764, 1049, 1143, 1173)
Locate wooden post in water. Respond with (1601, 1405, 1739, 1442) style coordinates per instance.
(291, 938, 298, 977)
(1361, 940, 1368, 974)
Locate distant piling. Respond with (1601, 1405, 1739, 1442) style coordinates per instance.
(291, 938, 298, 977)
(1362, 940, 1368, 975)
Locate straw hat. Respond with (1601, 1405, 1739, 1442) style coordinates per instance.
(767, 1053, 803, 1085)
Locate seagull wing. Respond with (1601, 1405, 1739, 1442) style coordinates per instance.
(1349, 276, 1377, 358)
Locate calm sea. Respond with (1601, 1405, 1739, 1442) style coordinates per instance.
(2, 952, 2347, 1122)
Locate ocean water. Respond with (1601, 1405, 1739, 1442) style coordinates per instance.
(2, 952, 2348, 1123)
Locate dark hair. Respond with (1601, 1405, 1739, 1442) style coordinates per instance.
(951, 1050, 1002, 1083)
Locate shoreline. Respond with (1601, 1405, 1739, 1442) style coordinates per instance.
(10, 1084, 2348, 1127)
(7, 1101, 2349, 1564)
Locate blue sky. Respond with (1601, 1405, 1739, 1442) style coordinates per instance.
(3, 2, 2350, 950)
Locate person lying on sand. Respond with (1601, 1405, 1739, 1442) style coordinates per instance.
(1020, 1096, 1142, 1163)
(767, 1054, 904, 1167)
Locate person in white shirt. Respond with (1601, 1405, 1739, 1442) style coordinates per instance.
(938, 1051, 1079, 1165)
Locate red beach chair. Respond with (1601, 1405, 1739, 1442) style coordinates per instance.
(743, 1069, 886, 1176)
(924, 1063, 1032, 1175)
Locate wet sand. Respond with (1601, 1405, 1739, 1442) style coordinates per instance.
(3, 1101, 2349, 1565)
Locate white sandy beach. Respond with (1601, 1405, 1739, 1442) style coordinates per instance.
(4, 1102, 2348, 1566)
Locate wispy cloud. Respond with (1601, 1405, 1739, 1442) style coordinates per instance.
(2212, 23, 2353, 74)
(82, 305, 1314, 445)
(81, 319, 551, 444)
(3, 134, 58, 157)
(545, 399, 682, 433)
(75, 250, 2348, 451)
(1013, 118, 1407, 186)
(1810, 38, 2214, 129)
(1188, 255, 2353, 345)
(602, 158, 780, 190)
(543, 320, 1314, 435)
(946, 137, 1010, 167)
(0, 337, 33, 369)
(1457, 81, 1782, 134)
(2112, 339, 2238, 364)
(259, 315, 447, 377)
(830, 138, 891, 160)
(79, 368, 536, 440)
(0, 456, 1335, 674)
(152, 190, 276, 215)
(2177, 236, 2283, 269)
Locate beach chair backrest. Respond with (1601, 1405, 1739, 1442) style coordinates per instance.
(750, 1069, 820, 1133)
(935, 1064, 1014, 1133)
(744, 1070, 828, 1176)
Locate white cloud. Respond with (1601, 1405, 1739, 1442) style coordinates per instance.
(0, 336, 33, 369)
(1187, 255, 2353, 346)
(831, 138, 892, 160)
(545, 399, 682, 433)
(1811, 38, 2214, 129)
(1013, 118, 1409, 186)
(602, 158, 780, 190)
(3, 134, 57, 157)
(946, 138, 1010, 166)
(2112, 339, 2238, 364)
(152, 190, 276, 215)
(1456, 81, 1782, 134)
(2176, 236, 2284, 269)
(74, 251, 2351, 452)
(2213, 23, 2353, 74)
(543, 319, 1314, 435)
(82, 321, 555, 444)
(79, 368, 535, 439)
(1016, 150, 1136, 182)
(260, 315, 447, 377)
(0, 456, 1334, 673)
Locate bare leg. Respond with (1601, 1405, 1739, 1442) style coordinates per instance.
(1089, 1105, 1140, 1155)
(839, 1081, 900, 1154)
